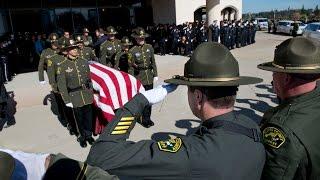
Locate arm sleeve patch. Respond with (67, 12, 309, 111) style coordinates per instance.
(263, 127, 286, 149)
(157, 138, 182, 153)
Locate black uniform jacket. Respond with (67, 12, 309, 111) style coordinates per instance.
(87, 94, 265, 180)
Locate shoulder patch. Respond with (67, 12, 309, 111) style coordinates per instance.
(263, 127, 286, 149)
(47, 59, 52, 67)
(157, 138, 182, 153)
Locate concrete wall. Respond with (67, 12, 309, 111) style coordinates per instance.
(207, 0, 242, 25)
(151, 0, 176, 24)
(175, 0, 206, 24)
(150, 0, 242, 25)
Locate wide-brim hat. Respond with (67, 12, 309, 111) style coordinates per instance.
(258, 37, 320, 74)
(105, 26, 118, 35)
(60, 39, 79, 51)
(165, 42, 262, 86)
(121, 36, 133, 46)
(131, 27, 150, 38)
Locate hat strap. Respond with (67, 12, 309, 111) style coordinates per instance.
(174, 75, 240, 82)
(272, 62, 320, 70)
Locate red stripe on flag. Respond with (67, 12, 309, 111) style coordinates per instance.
(91, 63, 123, 106)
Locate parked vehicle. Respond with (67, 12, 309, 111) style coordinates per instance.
(276, 20, 307, 35)
(254, 18, 268, 30)
(303, 22, 320, 42)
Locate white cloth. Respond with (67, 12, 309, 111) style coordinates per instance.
(141, 84, 178, 105)
(66, 103, 73, 108)
(0, 148, 49, 180)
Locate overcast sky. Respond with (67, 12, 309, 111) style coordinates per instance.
(243, 0, 319, 13)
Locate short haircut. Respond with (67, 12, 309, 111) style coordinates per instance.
(290, 73, 320, 82)
(189, 86, 238, 108)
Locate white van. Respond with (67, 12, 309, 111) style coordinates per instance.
(254, 18, 268, 30)
(303, 22, 320, 42)
(276, 20, 307, 35)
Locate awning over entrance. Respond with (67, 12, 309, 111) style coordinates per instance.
(0, 0, 142, 9)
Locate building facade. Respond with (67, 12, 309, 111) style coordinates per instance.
(152, 0, 242, 25)
(0, 0, 242, 35)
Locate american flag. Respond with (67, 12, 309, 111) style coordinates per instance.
(89, 63, 145, 134)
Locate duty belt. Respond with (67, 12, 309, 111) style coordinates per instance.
(138, 66, 152, 70)
(68, 83, 92, 93)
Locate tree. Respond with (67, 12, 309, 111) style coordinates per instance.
(315, 5, 320, 16)
(301, 5, 307, 14)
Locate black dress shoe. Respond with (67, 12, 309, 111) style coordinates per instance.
(86, 137, 95, 145)
(78, 137, 87, 148)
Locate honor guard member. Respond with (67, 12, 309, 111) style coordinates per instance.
(87, 42, 265, 179)
(114, 37, 134, 74)
(99, 26, 121, 67)
(209, 20, 220, 42)
(38, 33, 59, 85)
(258, 37, 320, 180)
(235, 21, 242, 48)
(75, 35, 97, 61)
(58, 31, 72, 48)
(82, 28, 93, 47)
(57, 40, 95, 148)
(130, 27, 158, 128)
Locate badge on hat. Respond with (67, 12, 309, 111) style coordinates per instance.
(263, 127, 286, 149)
(157, 138, 182, 153)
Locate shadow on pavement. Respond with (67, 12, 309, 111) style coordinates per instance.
(236, 98, 274, 124)
(151, 119, 200, 141)
(255, 84, 279, 104)
(0, 91, 17, 131)
(43, 92, 68, 128)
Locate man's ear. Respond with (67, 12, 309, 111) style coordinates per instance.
(284, 73, 292, 86)
(194, 89, 203, 105)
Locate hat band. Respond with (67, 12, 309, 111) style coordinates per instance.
(174, 75, 240, 82)
(272, 62, 320, 70)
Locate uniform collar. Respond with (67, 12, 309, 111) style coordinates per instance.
(201, 112, 236, 129)
(281, 87, 320, 105)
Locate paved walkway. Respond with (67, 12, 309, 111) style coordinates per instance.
(0, 32, 290, 161)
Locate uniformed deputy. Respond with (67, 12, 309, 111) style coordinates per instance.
(38, 33, 59, 84)
(130, 27, 158, 128)
(87, 42, 265, 179)
(258, 37, 320, 179)
(45, 45, 70, 129)
(58, 31, 72, 48)
(99, 26, 121, 67)
(82, 28, 93, 47)
(114, 36, 134, 74)
(292, 21, 299, 37)
(75, 35, 97, 61)
(56, 40, 94, 148)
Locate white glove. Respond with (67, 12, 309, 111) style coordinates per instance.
(66, 103, 73, 108)
(39, 81, 46, 85)
(141, 84, 178, 105)
(153, 77, 159, 82)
